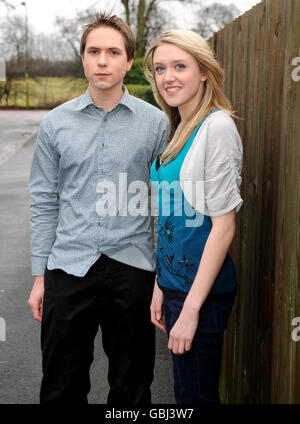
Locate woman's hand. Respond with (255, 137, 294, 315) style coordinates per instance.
(168, 306, 199, 355)
(150, 277, 167, 334)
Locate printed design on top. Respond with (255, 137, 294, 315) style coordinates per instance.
(157, 216, 196, 285)
(158, 216, 175, 244)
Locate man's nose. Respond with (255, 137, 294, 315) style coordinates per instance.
(97, 52, 107, 66)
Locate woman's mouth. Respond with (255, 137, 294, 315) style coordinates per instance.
(165, 87, 181, 94)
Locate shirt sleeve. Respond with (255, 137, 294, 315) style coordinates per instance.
(203, 114, 243, 216)
(29, 116, 59, 276)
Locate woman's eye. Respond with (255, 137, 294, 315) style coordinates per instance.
(155, 66, 164, 73)
(176, 63, 185, 70)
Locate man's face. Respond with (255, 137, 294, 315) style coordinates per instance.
(82, 26, 133, 94)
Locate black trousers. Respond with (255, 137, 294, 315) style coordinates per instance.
(40, 254, 156, 405)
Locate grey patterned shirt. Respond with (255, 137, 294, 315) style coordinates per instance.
(29, 86, 169, 276)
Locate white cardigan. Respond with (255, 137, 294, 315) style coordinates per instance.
(179, 110, 243, 217)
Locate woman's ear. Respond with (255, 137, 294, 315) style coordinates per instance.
(200, 72, 207, 82)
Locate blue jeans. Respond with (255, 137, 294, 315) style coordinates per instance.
(163, 292, 235, 404)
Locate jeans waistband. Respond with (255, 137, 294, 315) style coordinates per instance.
(158, 283, 237, 302)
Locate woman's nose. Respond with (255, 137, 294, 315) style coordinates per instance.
(163, 68, 176, 82)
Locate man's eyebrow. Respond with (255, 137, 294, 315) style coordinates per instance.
(86, 46, 123, 50)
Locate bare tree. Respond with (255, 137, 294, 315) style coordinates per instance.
(32, 32, 75, 62)
(0, 13, 74, 63)
(55, 13, 93, 61)
(194, 2, 240, 40)
(120, 0, 188, 57)
(55, 0, 188, 59)
(54, 1, 115, 61)
(0, 0, 15, 13)
(0, 14, 33, 61)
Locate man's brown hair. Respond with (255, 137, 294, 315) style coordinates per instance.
(80, 12, 136, 60)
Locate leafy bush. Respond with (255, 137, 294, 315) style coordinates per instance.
(124, 58, 148, 85)
(126, 84, 159, 108)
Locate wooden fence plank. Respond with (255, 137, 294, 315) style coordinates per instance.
(211, 0, 300, 403)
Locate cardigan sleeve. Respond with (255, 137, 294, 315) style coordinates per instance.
(180, 112, 243, 216)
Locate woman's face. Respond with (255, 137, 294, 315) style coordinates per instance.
(153, 42, 207, 119)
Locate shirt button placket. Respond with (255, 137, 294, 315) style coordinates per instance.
(98, 114, 107, 232)
(101, 115, 108, 174)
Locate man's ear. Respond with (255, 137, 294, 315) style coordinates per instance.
(126, 58, 134, 73)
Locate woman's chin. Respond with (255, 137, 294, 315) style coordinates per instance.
(163, 97, 182, 108)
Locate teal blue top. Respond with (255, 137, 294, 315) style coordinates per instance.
(150, 110, 243, 294)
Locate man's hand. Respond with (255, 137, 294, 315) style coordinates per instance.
(28, 276, 44, 323)
(150, 277, 167, 334)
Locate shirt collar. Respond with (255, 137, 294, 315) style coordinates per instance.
(75, 89, 94, 110)
(75, 85, 136, 114)
(118, 85, 136, 114)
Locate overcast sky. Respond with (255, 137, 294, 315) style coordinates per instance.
(0, 0, 261, 34)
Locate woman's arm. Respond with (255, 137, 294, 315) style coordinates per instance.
(167, 209, 236, 355)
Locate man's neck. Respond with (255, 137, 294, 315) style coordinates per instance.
(88, 83, 124, 112)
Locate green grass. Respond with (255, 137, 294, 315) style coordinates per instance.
(0, 77, 157, 109)
(0, 77, 88, 108)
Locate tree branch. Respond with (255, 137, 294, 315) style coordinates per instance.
(121, 0, 131, 26)
(145, 0, 156, 22)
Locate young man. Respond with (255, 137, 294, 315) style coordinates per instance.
(28, 13, 169, 405)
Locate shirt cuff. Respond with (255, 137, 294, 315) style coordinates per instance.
(31, 256, 48, 276)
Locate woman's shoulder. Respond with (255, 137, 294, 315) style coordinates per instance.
(197, 109, 242, 153)
(204, 109, 237, 131)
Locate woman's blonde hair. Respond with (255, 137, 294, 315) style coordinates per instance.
(144, 30, 233, 165)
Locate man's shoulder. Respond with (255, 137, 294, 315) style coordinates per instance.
(42, 94, 84, 124)
(130, 94, 165, 119)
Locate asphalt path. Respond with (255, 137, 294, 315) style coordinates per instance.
(0, 110, 174, 404)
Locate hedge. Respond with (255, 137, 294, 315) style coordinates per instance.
(126, 84, 159, 108)
(124, 57, 149, 85)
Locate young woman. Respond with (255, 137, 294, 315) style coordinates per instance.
(144, 30, 243, 404)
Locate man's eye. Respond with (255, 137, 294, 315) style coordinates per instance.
(90, 50, 97, 54)
(111, 51, 119, 55)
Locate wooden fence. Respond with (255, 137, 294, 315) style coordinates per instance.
(209, 0, 300, 403)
